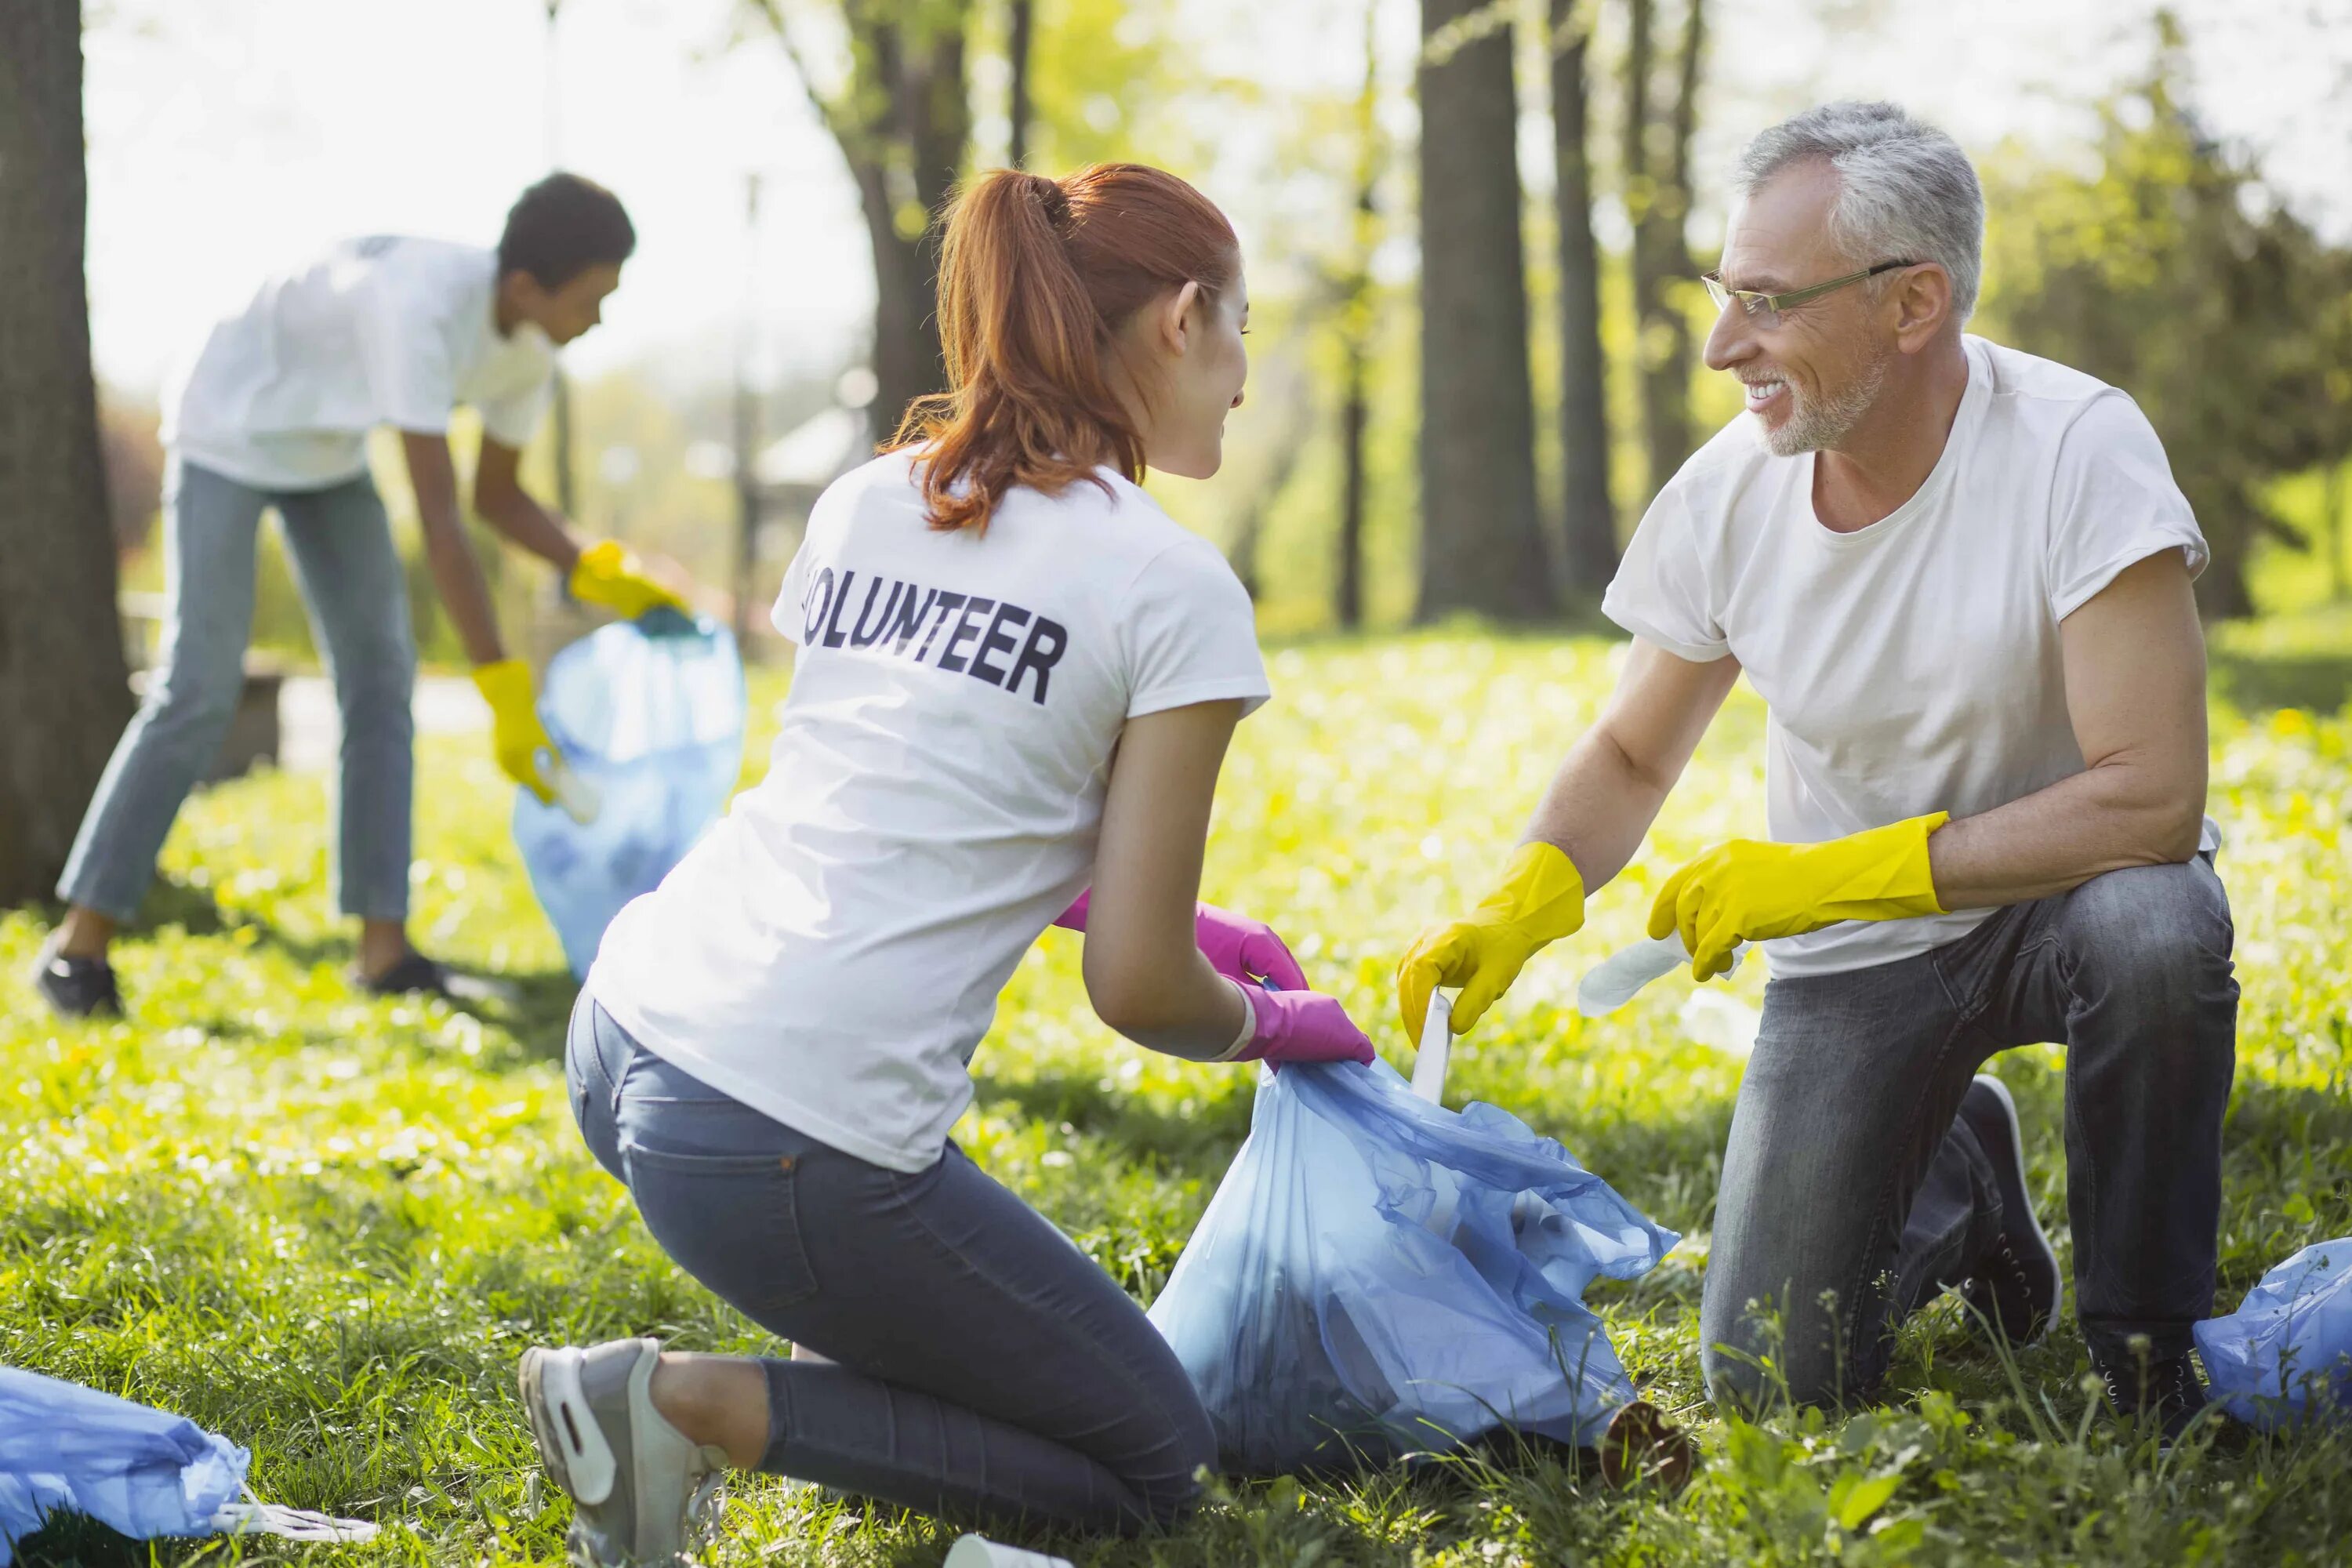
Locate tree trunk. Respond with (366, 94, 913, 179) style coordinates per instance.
(1007, 0, 1034, 169)
(761, 2, 973, 443)
(1335, 0, 1381, 630)
(0, 0, 133, 905)
(1336, 346, 1370, 629)
(1550, 0, 1614, 599)
(1653, 0, 1704, 480)
(863, 10, 972, 440)
(2329, 456, 2349, 602)
(1624, 0, 1704, 503)
(1415, 0, 1554, 622)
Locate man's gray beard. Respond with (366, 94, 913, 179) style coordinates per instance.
(1761, 347, 1891, 458)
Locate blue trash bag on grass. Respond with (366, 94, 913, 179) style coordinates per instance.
(514, 612, 747, 977)
(1146, 1058, 1679, 1475)
(2194, 1236, 2352, 1428)
(0, 1367, 248, 1566)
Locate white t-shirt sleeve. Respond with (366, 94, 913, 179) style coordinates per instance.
(1601, 477, 1732, 662)
(1118, 537, 1272, 719)
(358, 279, 457, 437)
(772, 539, 817, 645)
(2046, 391, 2208, 620)
(476, 370, 553, 451)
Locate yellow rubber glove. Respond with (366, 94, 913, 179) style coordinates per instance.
(569, 540, 687, 620)
(1649, 811, 1951, 982)
(473, 659, 557, 804)
(1397, 840, 1586, 1040)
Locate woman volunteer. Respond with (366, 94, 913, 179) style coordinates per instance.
(517, 162, 1374, 1562)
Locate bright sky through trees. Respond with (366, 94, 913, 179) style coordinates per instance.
(81, 0, 2348, 397)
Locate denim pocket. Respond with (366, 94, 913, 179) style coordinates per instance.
(620, 1142, 820, 1318)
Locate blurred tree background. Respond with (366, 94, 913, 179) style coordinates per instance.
(70, 0, 2352, 663)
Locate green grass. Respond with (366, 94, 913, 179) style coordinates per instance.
(4, 631, 2350, 1566)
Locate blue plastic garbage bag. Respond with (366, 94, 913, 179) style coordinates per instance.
(0, 1367, 248, 1566)
(2194, 1236, 2352, 1428)
(1147, 1058, 1679, 1475)
(514, 612, 746, 977)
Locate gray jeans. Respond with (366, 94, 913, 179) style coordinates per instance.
(1701, 857, 2238, 1410)
(60, 459, 416, 923)
(565, 995, 1215, 1535)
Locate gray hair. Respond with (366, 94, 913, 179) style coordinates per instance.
(1733, 102, 1985, 323)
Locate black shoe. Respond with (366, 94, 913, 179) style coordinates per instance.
(2094, 1348, 2212, 1446)
(31, 935, 123, 1018)
(1955, 1074, 2061, 1345)
(354, 949, 456, 998)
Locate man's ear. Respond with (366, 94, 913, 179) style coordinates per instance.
(1159, 281, 1203, 357)
(1893, 265, 1952, 353)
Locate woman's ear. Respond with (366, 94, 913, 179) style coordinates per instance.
(1159, 281, 1203, 357)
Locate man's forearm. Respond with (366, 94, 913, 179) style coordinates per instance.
(477, 489, 582, 575)
(1523, 726, 1676, 893)
(1929, 760, 2205, 910)
(417, 504, 505, 666)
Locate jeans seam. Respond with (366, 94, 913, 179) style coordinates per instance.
(884, 1162, 1198, 1502)
(2047, 931, 2109, 1323)
(1843, 1010, 1982, 1385)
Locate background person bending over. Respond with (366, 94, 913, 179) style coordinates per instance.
(34, 172, 687, 1014)
(1399, 103, 2234, 1442)
(518, 162, 1374, 1563)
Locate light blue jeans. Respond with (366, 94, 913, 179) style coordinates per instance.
(60, 459, 416, 923)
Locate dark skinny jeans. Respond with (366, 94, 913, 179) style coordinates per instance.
(565, 994, 1214, 1534)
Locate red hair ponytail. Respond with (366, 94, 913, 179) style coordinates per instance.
(888, 162, 1239, 533)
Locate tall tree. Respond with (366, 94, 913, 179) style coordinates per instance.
(1415, 0, 1554, 622)
(1334, 0, 1382, 630)
(1623, 0, 1706, 503)
(753, 0, 975, 439)
(1979, 28, 2352, 616)
(1007, 0, 1035, 169)
(0, 0, 133, 905)
(1549, 0, 1614, 598)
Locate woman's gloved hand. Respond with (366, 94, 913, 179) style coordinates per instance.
(569, 540, 688, 620)
(1051, 893, 1312, 992)
(1396, 840, 1586, 1040)
(1225, 983, 1376, 1067)
(1193, 902, 1310, 989)
(1650, 812, 1950, 981)
(472, 659, 557, 804)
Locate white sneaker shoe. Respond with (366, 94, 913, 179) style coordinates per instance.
(519, 1338, 730, 1566)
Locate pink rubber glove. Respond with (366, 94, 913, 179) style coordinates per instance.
(1194, 902, 1311, 989)
(1231, 985, 1376, 1067)
(1051, 893, 1311, 990)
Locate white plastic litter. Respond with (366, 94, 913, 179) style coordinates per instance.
(210, 1498, 379, 1544)
(1410, 989, 1454, 1102)
(1574, 932, 1745, 1017)
(543, 754, 605, 826)
(943, 1535, 1072, 1568)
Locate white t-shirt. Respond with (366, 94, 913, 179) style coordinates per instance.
(1603, 336, 2213, 979)
(587, 452, 1271, 1171)
(163, 238, 556, 490)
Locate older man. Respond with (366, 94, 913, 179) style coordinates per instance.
(1399, 102, 2234, 1439)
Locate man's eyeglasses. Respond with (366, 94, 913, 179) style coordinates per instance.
(1700, 260, 1918, 329)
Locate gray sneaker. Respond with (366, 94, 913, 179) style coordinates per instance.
(518, 1338, 729, 1566)
(31, 935, 122, 1019)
